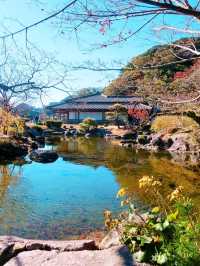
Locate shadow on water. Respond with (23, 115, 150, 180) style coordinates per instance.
(0, 137, 199, 239)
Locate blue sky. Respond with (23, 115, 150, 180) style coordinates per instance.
(0, 0, 193, 105)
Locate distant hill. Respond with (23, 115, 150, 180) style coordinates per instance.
(15, 103, 33, 114)
(15, 103, 42, 118)
(104, 38, 200, 103)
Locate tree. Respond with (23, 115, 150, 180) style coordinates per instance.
(0, 47, 68, 112)
(1, 1, 200, 54)
(74, 87, 102, 97)
(1, 0, 200, 105)
(106, 104, 128, 128)
(0, 108, 24, 136)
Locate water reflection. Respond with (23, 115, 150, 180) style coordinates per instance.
(56, 138, 200, 206)
(0, 163, 32, 236)
(0, 138, 199, 239)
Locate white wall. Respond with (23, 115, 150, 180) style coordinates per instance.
(79, 112, 103, 121)
(69, 112, 76, 120)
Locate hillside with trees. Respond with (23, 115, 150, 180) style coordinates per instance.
(104, 38, 200, 104)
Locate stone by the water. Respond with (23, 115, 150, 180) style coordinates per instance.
(29, 150, 59, 163)
(0, 236, 141, 266)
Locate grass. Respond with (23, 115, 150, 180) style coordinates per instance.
(151, 115, 200, 132)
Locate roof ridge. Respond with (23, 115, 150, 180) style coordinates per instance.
(65, 92, 101, 103)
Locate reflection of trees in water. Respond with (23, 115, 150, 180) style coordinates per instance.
(0, 163, 31, 234)
(0, 164, 22, 202)
(57, 138, 200, 207)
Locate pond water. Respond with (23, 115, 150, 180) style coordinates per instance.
(0, 138, 199, 239)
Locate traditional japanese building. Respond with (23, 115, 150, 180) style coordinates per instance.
(49, 93, 153, 123)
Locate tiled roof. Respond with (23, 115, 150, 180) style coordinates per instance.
(69, 94, 143, 103)
(50, 93, 144, 110)
(52, 102, 151, 111)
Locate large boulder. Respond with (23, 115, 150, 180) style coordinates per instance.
(5, 246, 134, 266)
(150, 133, 172, 150)
(0, 142, 28, 161)
(167, 130, 200, 152)
(0, 236, 96, 265)
(0, 236, 150, 266)
(25, 126, 43, 138)
(168, 138, 190, 152)
(29, 150, 58, 163)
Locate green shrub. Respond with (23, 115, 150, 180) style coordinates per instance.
(46, 120, 62, 129)
(79, 118, 97, 132)
(105, 177, 200, 266)
(82, 118, 97, 127)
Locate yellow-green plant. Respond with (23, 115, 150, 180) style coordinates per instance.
(0, 108, 25, 136)
(107, 176, 200, 265)
(151, 115, 199, 133)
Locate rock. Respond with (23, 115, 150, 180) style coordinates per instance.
(99, 230, 120, 250)
(168, 139, 190, 152)
(150, 129, 200, 153)
(150, 133, 170, 150)
(29, 150, 58, 163)
(5, 246, 134, 266)
(0, 236, 97, 265)
(122, 132, 137, 140)
(0, 142, 28, 161)
(0, 236, 136, 266)
(25, 127, 43, 138)
(151, 135, 165, 149)
(0, 236, 96, 251)
(150, 133, 163, 144)
(84, 128, 107, 138)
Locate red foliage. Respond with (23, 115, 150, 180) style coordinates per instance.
(174, 59, 200, 80)
(128, 108, 149, 121)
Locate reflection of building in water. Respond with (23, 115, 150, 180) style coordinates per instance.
(56, 140, 79, 154)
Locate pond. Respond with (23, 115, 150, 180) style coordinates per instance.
(0, 138, 199, 239)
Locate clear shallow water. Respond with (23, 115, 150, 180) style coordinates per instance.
(0, 138, 199, 239)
